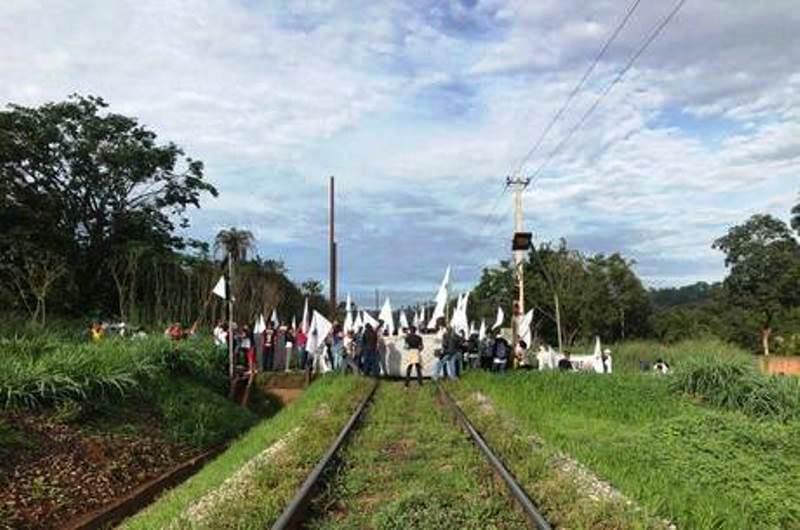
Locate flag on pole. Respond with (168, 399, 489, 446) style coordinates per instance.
(344, 293, 354, 332)
(492, 306, 505, 330)
(354, 311, 363, 330)
(362, 310, 380, 328)
(254, 313, 266, 334)
(212, 275, 227, 299)
(518, 309, 534, 346)
(291, 315, 297, 331)
(301, 297, 309, 334)
(428, 266, 451, 329)
(399, 310, 409, 331)
(478, 319, 487, 341)
(379, 298, 394, 334)
(271, 308, 280, 327)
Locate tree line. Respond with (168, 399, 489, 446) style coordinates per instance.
(468, 202, 800, 356)
(0, 95, 327, 329)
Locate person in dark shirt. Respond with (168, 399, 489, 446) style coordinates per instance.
(558, 352, 574, 372)
(492, 335, 510, 373)
(404, 326, 424, 387)
(362, 323, 379, 376)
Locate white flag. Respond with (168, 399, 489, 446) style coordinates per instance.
(492, 306, 505, 330)
(254, 313, 266, 334)
(344, 311, 354, 332)
(212, 276, 226, 299)
(271, 308, 280, 327)
(354, 311, 363, 330)
(478, 319, 487, 341)
(291, 315, 297, 331)
(518, 309, 534, 346)
(362, 310, 380, 329)
(301, 297, 309, 334)
(379, 298, 394, 334)
(345, 293, 352, 312)
(399, 310, 409, 331)
(428, 266, 451, 329)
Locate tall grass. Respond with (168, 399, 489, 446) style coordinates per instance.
(0, 336, 227, 409)
(609, 337, 751, 373)
(670, 352, 800, 421)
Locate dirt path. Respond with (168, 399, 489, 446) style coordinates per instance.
(306, 383, 528, 529)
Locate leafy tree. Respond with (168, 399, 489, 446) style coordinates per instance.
(713, 214, 800, 355)
(0, 94, 217, 314)
(792, 193, 800, 234)
(214, 227, 255, 262)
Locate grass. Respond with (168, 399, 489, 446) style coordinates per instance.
(453, 371, 800, 529)
(607, 337, 751, 373)
(670, 352, 800, 421)
(307, 383, 528, 530)
(0, 336, 266, 447)
(121, 375, 372, 530)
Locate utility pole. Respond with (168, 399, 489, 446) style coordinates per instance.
(507, 176, 530, 356)
(227, 252, 235, 397)
(329, 176, 337, 321)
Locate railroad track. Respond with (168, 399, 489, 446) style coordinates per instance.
(271, 379, 551, 530)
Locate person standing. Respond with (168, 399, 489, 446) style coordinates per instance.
(362, 323, 379, 377)
(404, 326, 424, 387)
(492, 334, 509, 373)
(284, 327, 295, 371)
(295, 327, 308, 371)
(263, 322, 275, 371)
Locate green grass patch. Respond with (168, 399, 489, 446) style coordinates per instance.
(121, 375, 371, 530)
(307, 383, 527, 529)
(454, 371, 800, 529)
(150, 377, 258, 447)
(608, 337, 751, 373)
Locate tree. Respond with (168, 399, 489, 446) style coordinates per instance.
(214, 228, 255, 262)
(0, 94, 217, 314)
(713, 214, 800, 355)
(792, 193, 800, 234)
(2, 249, 67, 325)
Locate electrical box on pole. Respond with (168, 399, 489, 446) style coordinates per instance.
(506, 176, 530, 357)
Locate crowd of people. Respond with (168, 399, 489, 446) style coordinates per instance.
(86, 315, 624, 386)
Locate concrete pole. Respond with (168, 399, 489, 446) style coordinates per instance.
(329, 176, 337, 320)
(507, 176, 530, 359)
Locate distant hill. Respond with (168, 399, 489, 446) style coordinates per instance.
(648, 281, 719, 309)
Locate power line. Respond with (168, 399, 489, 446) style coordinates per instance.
(528, 0, 689, 187)
(511, 0, 645, 178)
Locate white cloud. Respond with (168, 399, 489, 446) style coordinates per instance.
(1, 0, 798, 298)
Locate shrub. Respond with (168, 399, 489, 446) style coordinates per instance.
(670, 353, 800, 421)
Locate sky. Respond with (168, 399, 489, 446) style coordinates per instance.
(1, 0, 799, 308)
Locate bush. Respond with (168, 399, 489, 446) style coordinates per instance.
(152, 377, 256, 447)
(670, 353, 800, 421)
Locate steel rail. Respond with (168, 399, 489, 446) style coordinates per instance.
(271, 378, 379, 530)
(437, 383, 552, 530)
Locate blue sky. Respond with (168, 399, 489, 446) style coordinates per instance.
(2, 0, 798, 307)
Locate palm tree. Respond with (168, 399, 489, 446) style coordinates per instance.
(214, 227, 255, 262)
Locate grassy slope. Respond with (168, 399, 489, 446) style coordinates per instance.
(308, 383, 528, 530)
(122, 375, 371, 530)
(454, 371, 800, 529)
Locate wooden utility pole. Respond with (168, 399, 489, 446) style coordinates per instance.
(329, 176, 337, 320)
(507, 176, 530, 354)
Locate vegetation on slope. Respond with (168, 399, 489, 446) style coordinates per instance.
(454, 368, 800, 529)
